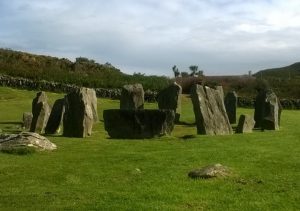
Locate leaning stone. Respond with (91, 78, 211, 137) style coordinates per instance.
(190, 85, 232, 135)
(30, 92, 51, 134)
(103, 109, 175, 139)
(45, 98, 65, 134)
(120, 84, 144, 110)
(63, 87, 98, 138)
(188, 164, 230, 179)
(225, 91, 238, 124)
(216, 86, 224, 100)
(22, 112, 33, 131)
(157, 82, 182, 123)
(0, 132, 57, 151)
(236, 114, 255, 133)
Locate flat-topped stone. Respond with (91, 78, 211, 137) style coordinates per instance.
(103, 109, 175, 139)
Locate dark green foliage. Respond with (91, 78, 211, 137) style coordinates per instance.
(254, 63, 300, 98)
(0, 48, 171, 91)
(1, 146, 35, 155)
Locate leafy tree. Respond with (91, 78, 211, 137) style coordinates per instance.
(189, 65, 198, 76)
(172, 65, 180, 77)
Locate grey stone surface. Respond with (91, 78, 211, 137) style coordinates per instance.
(0, 132, 57, 151)
(45, 98, 65, 134)
(188, 164, 230, 179)
(225, 91, 238, 124)
(254, 90, 281, 130)
(22, 112, 33, 131)
(157, 82, 182, 123)
(30, 92, 51, 134)
(103, 109, 175, 139)
(236, 114, 255, 133)
(120, 84, 144, 110)
(216, 86, 224, 100)
(63, 87, 98, 138)
(190, 85, 232, 135)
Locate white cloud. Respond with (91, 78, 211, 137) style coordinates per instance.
(1, 0, 300, 76)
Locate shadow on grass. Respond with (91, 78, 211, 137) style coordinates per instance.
(176, 121, 196, 127)
(0, 121, 22, 125)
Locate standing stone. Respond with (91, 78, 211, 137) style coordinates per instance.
(30, 92, 51, 134)
(225, 91, 238, 124)
(236, 114, 255, 133)
(22, 112, 33, 131)
(45, 98, 65, 134)
(157, 82, 182, 123)
(103, 109, 175, 139)
(63, 87, 98, 138)
(191, 85, 232, 135)
(216, 86, 224, 100)
(254, 90, 280, 130)
(263, 91, 280, 130)
(120, 84, 144, 110)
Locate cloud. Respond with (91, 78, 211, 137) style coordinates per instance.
(1, 0, 300, 76)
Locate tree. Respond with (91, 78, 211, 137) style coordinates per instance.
(189, 65, 198, 76)
(172, 65, 180, 77)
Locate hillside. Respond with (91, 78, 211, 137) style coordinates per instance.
(253, 63, 300, 98)
(254, 62, 300, 79)
(0, 48, 170, 91)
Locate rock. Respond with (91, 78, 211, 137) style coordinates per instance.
(263, 91, 281, 130)
(30, 92, 51, 134)
(63, 87, 98, 138)
(103, 109, 175, 139)
(0, 132, 57, 151)
(236, 114, 255, 133)
(45, 98, 65, 134)
(22, 112, 33, 131)
(216, 86, 224, 100)
(225, 91, 238, 124)
(120, 84, 144, 110)
(157, 82, 182, 123)
(190, 85, 232, 135)
(188, 164, 230, 179)
(254, 90, 281, 130)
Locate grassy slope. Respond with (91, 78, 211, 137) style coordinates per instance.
(0, 87, 299, 210)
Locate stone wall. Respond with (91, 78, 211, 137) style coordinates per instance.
(0, 74, 157, 102)
(1, 74, 299, 109)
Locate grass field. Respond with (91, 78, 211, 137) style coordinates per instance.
(0, 87, 299, 210)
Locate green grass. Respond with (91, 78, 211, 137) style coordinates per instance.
(0, 87, 299, 210)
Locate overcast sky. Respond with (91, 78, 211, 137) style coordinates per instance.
(1, 0, 300, 76)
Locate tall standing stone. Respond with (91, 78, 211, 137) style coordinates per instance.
(30, 92, 51, 134)
(254, 90, 281, 130)
(63, 87, 98, 138)
(236, 114, 255, 133)
(157, 82, 182, 123)
(225, 91, 238, 124)
(120, 84, 144, 110)
(191, 85, 232, 135)
(45, 98, 65, 134)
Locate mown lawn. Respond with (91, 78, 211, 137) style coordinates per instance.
(0, 87, 299, 210)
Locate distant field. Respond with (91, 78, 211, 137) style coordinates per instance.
(0, 87, 299, 210)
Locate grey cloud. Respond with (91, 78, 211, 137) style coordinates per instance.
(1, 0, 300, 76)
